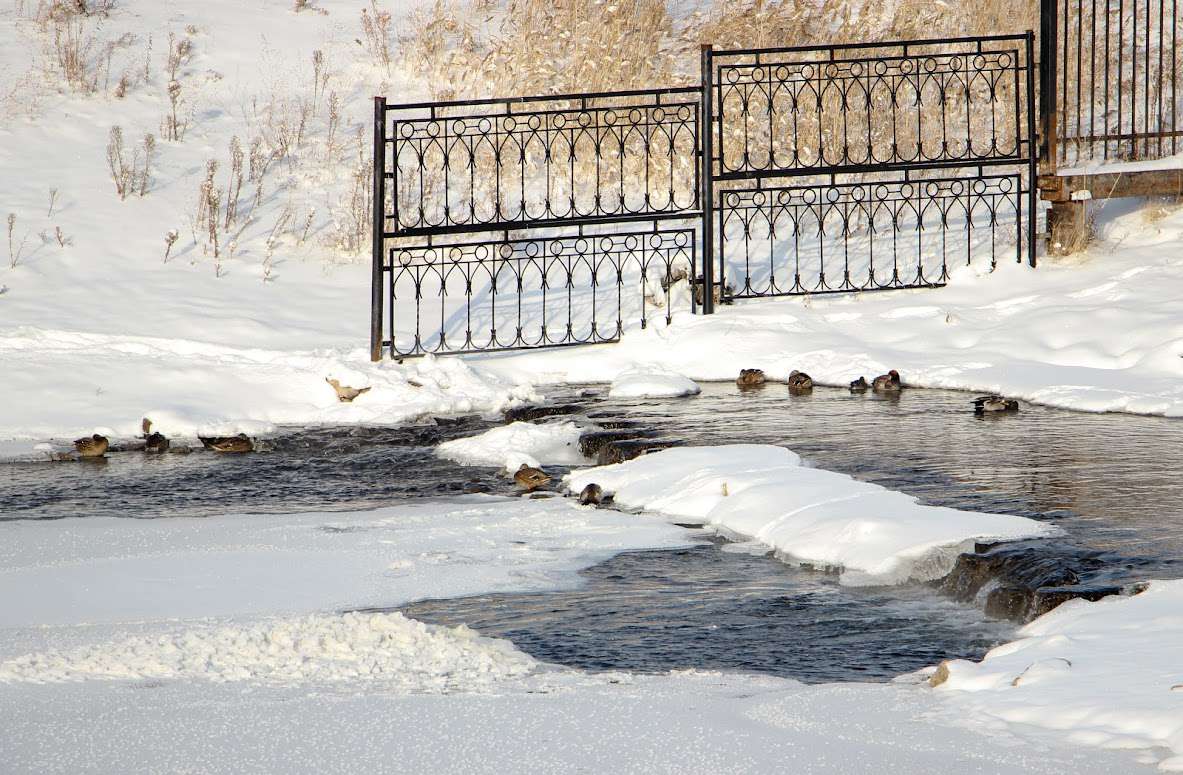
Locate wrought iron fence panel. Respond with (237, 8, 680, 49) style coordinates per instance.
(1043, 0, 1182, 166)
(383, 229, 694, 357)
(707, 35, 1036, 182)
(380, 89, 701, 238)
(718, 173, 1025, 299)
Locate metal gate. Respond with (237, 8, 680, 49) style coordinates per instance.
(371, 35, 1039, 360)
(370, 88, 702, 359)
(702, 34, 1039, 302)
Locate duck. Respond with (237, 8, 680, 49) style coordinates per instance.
(736, 368, 766, 388)
(326, 377, 371, 403)
(872, 369, 902, 392)
(513, 464, 551, 491)
(787, 370, 813, 392)
(198, 433, 254, 454)
(973, 395, 1020, 414)
(849, 376, 869, 392)
(141, 418, 169, 454)
(578, 483, 604, 505)
(73, 433, 109, 458)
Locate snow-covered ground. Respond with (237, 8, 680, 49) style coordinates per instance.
(0, 473, 1174, 773)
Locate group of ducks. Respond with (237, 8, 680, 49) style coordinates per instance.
(70, 377, 377, 460)
(71, 419, 254, 460)
(736, 367, 1019, 415)
(736, 367, 902, 394)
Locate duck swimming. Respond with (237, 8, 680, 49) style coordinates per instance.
(973, 395, 1020, 414)
(73, 434, 109, 458)
(199, 433, 254, 454)
(578, 483, 604, 505)
(736, 369, 766, 388)
(513, 464, 551, 491)
(849, 376, 869, 392)
(872, 370, 902, 392)
(141, 418, 169, 454)
(787, 370, 813, 392)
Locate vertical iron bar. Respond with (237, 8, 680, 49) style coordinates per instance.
(700, 44, 716, 315)
(1118, 0, 1125, 158)
(370, 96, 386, 362)
(1041, 0, 1061, 174)
(1104, 0, 1112, 159)
(1026, 30, 1039, 267)
(1061, 0, 1069, 163)
(1076, 0, 1083, 159)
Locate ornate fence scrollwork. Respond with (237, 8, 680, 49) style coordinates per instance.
(372, 88, 702, 359)
(702, 34, 1038, 303)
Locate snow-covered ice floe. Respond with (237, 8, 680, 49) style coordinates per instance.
(933, 579, 1183, 771)
(607, 366, 701, 399)
(435, 420, 588, 471)
(566, 445, 1057, 585)
(0, 612, 536, 690)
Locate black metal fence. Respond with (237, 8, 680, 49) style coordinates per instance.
(372, 35, 1039, 359)
(703, 34, 1038, 303)
(372, 88, 702, 359)
(1041, 0, 1182, 167)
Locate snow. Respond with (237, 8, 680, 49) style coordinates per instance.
(0, 496, 693, 632)
(933, 579, 1183, 771)
(475, 204, 1183, 418)
(608, 366, 701, 398)
(566, 445, 1058, 585)
(436, 420, 588, 472)
(0, 611, 537, 690)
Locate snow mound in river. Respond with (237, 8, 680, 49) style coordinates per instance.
(0, 612, 536, 690)
(567, 445, 1057, 585)
(607, 367, 701, 399)
(436, 420, 588, 472)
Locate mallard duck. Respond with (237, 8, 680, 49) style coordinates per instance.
(973, 395, 1020, 414)
(198, 433, 254, 454)
(326, 377, 371, 403)
(787, 370, 813, 392)
(73, 433, 109, 458)
(513, 464, 550, 491)
(578, 483, 604, 505)
(736, 369, 766, 388)
(849, 376, 869, 392)
(142, 418, 169, 453)
(872, 369, 902, 392)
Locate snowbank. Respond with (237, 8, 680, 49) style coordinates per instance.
(566, 445, 1057, 585)
(0, 612, 535, 690)
(476, 204, 1183, 418)
(935, 580, 1183, 771)
(436, 421, 588, 472)
(607, 367, 701, 398)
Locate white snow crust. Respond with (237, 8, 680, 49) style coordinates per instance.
(566, 445, 1057, 585)
(436, 420, 588, 471)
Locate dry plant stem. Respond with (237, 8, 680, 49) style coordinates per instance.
(163, 229, 178, 263)
(47, 189, 58, 217)
(139, 134, 155, 196)
(225, 136, 244, 230)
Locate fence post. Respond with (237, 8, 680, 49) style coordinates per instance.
(370, 96, 387, 362)
(699, 44, 716, 315)
(1025, 29, 1039, 268)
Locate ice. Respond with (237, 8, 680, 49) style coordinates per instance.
(566, 445, 1057, 585)
(607, 366, 701, 398)
(436, 420, 588, 472)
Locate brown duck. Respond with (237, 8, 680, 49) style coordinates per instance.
(973, 395, 1020, 414)
(513, 464, 551, 491)
(787, 370, 813, 392)
(578, 483, 604, 505)
(73, 434, 109, 458)
(199, 433, 254, 454)
(326, 377, 372, 403)
(141, 418, 170, 454)
(736, 369, 766, 388)
(872, 370, 902, 392)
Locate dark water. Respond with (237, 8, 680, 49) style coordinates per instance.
(3, 382, 1181, 682)
(397, 538, 1016, 683)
